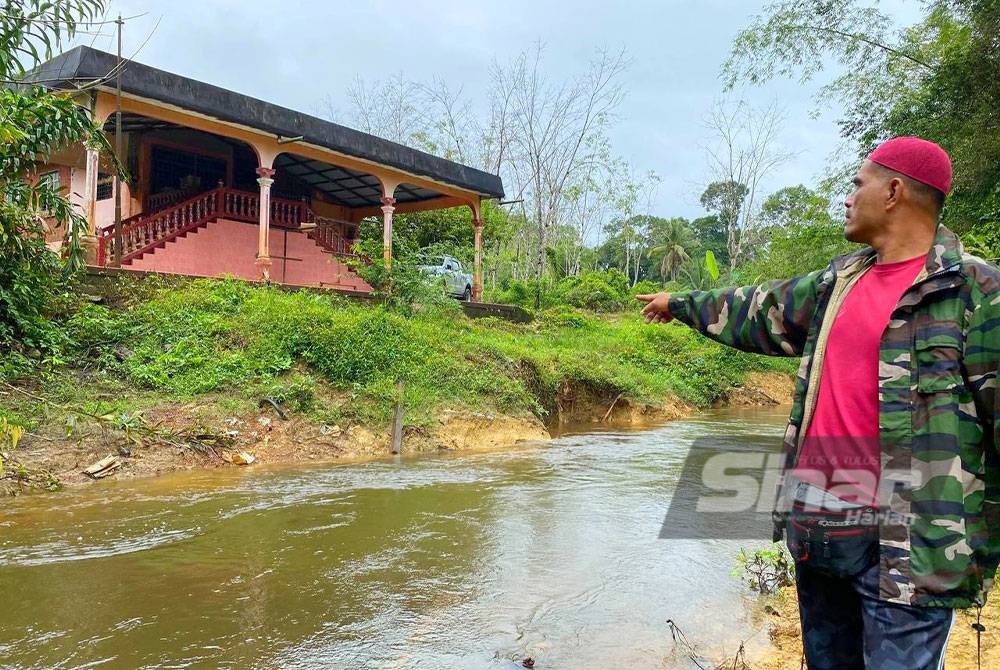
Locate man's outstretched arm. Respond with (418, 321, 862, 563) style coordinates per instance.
(636, 270, 824, 357)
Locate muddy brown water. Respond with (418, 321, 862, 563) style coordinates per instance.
(0, 406, 788, 670)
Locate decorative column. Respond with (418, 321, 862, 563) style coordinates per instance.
(81, 146, 100, 264)
(472, 217, 484, 302)
(381, 196, 396, 268)
(83, 147, 100, 233)
(256, 167, 276, 280)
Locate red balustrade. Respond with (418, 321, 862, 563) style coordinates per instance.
(98, 188, 223, 265)
(145, 190, 184, 214)
(272, 199, 306, 228)
(95, 187, 353, 266)
(309, 217, 357, 256)
(221, 189, 258, 222)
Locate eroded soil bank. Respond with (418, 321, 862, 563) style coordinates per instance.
(2, 371, 793, 493)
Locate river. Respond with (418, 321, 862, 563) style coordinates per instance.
(0, 406, 789, 670)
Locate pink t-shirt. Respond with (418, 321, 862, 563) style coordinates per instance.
(793, 254, 927, 505)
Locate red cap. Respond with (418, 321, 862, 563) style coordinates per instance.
(867, 136, 952, 195)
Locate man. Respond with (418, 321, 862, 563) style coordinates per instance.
(637, 137, 1000, 669)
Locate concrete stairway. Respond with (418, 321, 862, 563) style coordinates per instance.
(126, 218, 371, 291)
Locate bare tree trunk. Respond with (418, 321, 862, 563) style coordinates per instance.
(702, 99, 791, 269)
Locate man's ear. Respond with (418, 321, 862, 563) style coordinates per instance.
(885, 177, 903, 211)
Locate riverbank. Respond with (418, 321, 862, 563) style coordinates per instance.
(1, 369, 791, 493)
(0, 275, 796, 494)
(750, 585, 1000, 669)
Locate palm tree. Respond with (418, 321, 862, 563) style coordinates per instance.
(649, 217, 693, 282)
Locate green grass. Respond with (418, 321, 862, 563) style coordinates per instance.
(44, 277, 793, 429)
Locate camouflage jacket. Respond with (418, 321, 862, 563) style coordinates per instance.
(668, 225, 1000, 608)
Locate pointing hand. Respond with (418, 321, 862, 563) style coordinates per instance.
(636, 292, 673, 325)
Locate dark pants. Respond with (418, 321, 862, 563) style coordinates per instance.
(795, 560, 955, 669)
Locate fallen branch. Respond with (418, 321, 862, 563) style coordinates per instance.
(601, 392, 624, 423)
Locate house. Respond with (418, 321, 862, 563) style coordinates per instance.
(28, 46, 504, 299)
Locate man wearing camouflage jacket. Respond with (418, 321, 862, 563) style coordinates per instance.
(638, 137, 1000, 669)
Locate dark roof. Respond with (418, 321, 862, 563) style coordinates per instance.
(27, 46, 504, 200)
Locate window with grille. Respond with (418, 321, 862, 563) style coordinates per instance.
(38, 170, 60, 191)
(96, 173, 113, 200)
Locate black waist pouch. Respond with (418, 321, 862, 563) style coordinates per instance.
(785, 501, 879, 578)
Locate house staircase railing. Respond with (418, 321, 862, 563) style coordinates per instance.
(308, 216, 357, 256)
(96, 187, 353, 266)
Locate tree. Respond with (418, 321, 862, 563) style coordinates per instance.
(701, 100, 791, 268)
(491, 43, 629, 307)
(759, 184, 834, 229)
(1, 1, 109, 361)
(700, 179, 748, 263)
(739, 185, 855, 282)
(648, 217, 694, 282)
(334, 44, 637, 300)
(723, 1, 1000, 246)
(690, 214, 729, 267)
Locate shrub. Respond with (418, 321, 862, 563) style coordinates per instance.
(732, 544, 794, 594)
(555, 269, 631, 312)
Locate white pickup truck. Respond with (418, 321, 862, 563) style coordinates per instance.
(418, 254, 473, 301)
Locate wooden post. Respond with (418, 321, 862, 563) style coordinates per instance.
(473, 216, 484, 302)
(391, 380, 404, 454)
(111, 14, 123, 267)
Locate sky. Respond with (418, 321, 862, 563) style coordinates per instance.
(69, 0, 924, 221)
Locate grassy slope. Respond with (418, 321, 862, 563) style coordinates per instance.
(3, 276, 795, 435)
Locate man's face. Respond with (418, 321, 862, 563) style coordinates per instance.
(844, 161, 889, 244)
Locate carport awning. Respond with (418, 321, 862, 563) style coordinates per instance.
(275, 154, 443, 208)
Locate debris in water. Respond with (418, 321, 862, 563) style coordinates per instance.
(522, 658, 535, 668)
(82, 455, 121, 479)
(231, 451, 256, 465)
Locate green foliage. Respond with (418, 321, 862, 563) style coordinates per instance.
(704, 250, 720, 282)
(648, 217, 694, 282)
(690, 215, 729, 268)
(346, 239, 461, 316)
(61, 276, 788, 428)
(0, 89, 99, 353)
(0, 1, 115, 365)
(759, 185, 834, 230)
(0, 1, 106, 78)
(554, 269, 632, 312)
(732, 544, 795, 594)
(741, 222, 856, 283)
(631, 279, 663, 296)
(258, 375, 317, 413)
(488, 278, 548, 310)
(678, 251, 722, 290)
(736, 186, 858, 283)
(724, 0, 1000, 232)
(961, 219, 1000, 261)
